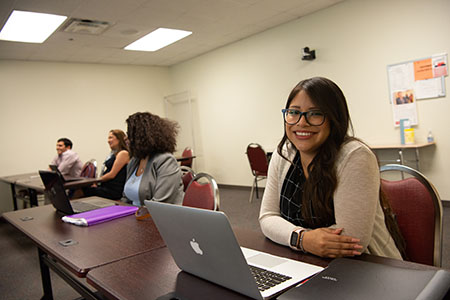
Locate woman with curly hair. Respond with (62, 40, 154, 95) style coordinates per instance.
(123, 112, 183, 206)
(259, 77, 405, 259)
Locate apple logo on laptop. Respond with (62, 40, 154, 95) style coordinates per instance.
(190, 238, 203, 255)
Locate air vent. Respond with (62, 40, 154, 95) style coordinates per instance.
(62, 18, 110, 35)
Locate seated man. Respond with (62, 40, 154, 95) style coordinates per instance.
(50, 138, 83, 178)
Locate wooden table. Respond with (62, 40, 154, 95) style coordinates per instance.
(0, 172, 40, 209)
(2, 204, 165, 300)
(86, 227, 439, 300)
(61, 177, 101, 189)
(0, 172, 100, 210)
(4, 204, 443, 300)
(87, 246, 247, 300)
(370, 142, 435, 170)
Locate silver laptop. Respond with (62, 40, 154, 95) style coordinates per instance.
(39, 170, 114, 215)
(145, 201, 323, 300)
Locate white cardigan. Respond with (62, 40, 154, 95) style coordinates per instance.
(259, 140, 402, 259)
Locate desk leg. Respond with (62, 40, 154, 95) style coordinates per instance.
(10, 183, 18, 211)
(29, 188, 38, 207)
(40, 250, 102, 300)
(38, 248, 54, 300)
(415, 148, 420, 170)
(398, 149, 404, 165)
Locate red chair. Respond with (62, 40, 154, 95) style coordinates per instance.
(246, 143, 268, 203)
(183, 173, 219, 211)
(180, 166, 196, 192)
(80, 159, 97, 178)
(180, 147, 194, 168)
(380, 164, 442, 267)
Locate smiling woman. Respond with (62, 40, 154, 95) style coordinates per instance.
(259, 77, 406, 260)
(82, 129, 130, 200)
(283, 91, 331, 168)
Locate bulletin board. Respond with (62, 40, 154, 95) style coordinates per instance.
(387, 53, 448, 126)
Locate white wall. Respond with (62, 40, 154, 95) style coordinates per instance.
(0, 61, 170, 212)
(1, 0, 449, 212)
(169, 0, 450, 199)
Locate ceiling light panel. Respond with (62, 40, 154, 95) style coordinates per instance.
(0, 10, 67, 43)
(124, 28, 192, 52)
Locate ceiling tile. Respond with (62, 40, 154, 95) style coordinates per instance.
(0, 0, 344, 66)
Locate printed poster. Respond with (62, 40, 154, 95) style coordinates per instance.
(387, 53, 447, 126)
(432, 54, 448, 77)
(392, 89, 418, 127)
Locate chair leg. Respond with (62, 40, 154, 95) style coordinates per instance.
(249, 177, 256, 203)
(255, 177, 259, 199)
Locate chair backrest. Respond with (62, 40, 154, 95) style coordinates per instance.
(246, 143, 268, 176)
(183, 173, 219, 211)
(380, 164, 442, 267)
(80, 159, 97, 178)
(180, 166, 196, 192)
(180, 147, 194, 167)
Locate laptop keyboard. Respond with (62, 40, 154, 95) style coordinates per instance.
(249, 265, 292, 291)
(72, 202, 100, 212)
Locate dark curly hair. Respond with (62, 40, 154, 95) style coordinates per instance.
(126, 112, 179, 159)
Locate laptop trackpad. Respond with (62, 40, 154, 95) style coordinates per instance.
(247, 253, 286, 268)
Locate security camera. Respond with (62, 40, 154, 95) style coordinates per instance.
(302, 47, 316, 60)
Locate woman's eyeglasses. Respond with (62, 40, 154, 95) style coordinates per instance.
(282, 109, 326, 126)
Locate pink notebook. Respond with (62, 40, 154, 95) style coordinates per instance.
(62, 205, 138, 226)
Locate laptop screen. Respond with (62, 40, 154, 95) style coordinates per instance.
(39, 170, 74, 215)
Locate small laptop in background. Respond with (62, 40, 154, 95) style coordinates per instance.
(39, 170, 114, 215)
(145, 200, 323, 300)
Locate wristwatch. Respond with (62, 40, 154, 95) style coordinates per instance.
(290, 229, 303, 250)
(290, 228, 308, 252)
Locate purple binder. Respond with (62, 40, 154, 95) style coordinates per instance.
(62, 205, 138, 226)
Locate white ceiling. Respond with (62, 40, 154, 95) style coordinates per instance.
(0, 0, 343, 67)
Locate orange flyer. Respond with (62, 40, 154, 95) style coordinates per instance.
(414, 58, 433, 81)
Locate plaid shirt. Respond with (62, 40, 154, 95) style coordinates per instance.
(280, 150, 335, 228)
(280, 151, 306, 226)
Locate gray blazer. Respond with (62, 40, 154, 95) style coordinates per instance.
(124, 153, 184, 206)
